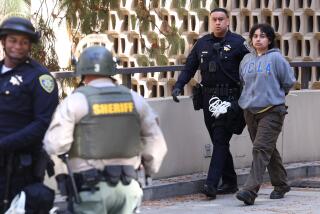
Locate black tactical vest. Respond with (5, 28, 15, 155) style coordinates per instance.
(69, 85, 142, 159)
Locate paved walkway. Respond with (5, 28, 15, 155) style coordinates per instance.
(141, 185, 320, 214)
(143, 161, 320, 200)
(53, 162, 320, 213)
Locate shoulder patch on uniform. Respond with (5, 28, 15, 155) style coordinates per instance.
(243, 41, 254, 52)
(39, 74, 55, 93)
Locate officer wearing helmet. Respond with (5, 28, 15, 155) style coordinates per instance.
(0, 16, 58, 212)
(43, 45, 168, 214)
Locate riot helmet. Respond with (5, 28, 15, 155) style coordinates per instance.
(76, 46, 117, 76)
(0, 16, 40, 43)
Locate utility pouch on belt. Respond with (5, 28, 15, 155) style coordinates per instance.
(80, 169, 101, 189)
(103, 166, 122, 186)
(192, 83, 203, 110)
(55, 174, 70, 196)
(103, 165, 137, 186)
(33, 149, 55, 180)
(121, 165, 137, 185)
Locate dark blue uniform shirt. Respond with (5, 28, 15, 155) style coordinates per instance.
(0, 58, 58, 152)
(175, 31, 249, 90)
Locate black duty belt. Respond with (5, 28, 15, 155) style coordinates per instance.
(74, 165, 138, 191)
(202, 85, 240, 98)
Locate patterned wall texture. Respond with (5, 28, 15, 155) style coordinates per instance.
(76, 0, 320, 98)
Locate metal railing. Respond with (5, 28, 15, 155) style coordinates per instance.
(52, 62, 320, 92)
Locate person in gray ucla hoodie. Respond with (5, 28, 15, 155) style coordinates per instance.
(236, 23, 296, 206)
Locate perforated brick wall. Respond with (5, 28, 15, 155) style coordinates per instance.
(76, 0, 320, 97)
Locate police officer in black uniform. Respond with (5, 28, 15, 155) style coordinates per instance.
(0, 16, 59, 212)
(172, 8, 249, 199)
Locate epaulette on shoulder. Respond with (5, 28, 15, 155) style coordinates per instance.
(26, 58, 49, 74)
(201, 33, 213, 40)
(227, 32, 245, 41)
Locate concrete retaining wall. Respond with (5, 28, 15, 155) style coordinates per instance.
(148, 90, 320, 179)
(45, 90, 320, 189)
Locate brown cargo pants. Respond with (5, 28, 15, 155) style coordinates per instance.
(242, 105, 289, 193)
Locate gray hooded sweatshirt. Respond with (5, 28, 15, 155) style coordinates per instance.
(238, 48, 296, 113)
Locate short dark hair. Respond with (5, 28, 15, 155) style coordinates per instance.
(249, 23, 276, 49)
(210, 8, 229, 18)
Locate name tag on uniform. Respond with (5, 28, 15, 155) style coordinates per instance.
(92, 102, 134, 115)
(201, 51, 208, 63)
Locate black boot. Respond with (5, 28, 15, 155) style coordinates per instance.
(202, 184, 217, 199)
(270, 185, 291, 199)
(236, 190, 257, 205)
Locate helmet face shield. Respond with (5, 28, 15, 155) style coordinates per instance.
(76, 46, 117, 76)
(0, 17, 40, 43)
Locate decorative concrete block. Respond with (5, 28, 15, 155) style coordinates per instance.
(292, 36, 303, 59)
(72, 1, 320, 96)
(218, 0, 231, 10)
(230, 11, 241, 33)
(293, 12, 305, 36)
(249, 11, 261, 26)
(261, 0, 273, 13)
(283, 0, 294, 15)
(302, 36, 316, 60)
(240, 0, 252, 13)
(108, 11, 123, 34)
(272, 12, 284, 34)
(281, 36, 294, 60)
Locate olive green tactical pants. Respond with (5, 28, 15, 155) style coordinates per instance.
(73, 180, 142, 214)
(242, 105, 288, 193)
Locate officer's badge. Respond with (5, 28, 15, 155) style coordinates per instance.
(39, 74, 55, 93)
(223, 45, 231, 51)
(10, 75, 23, 86)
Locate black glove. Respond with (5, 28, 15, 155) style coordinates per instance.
(172, 88, 181, 103)
(226, 101, 246, 135)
